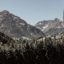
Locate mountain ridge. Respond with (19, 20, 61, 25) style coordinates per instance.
(0, 10, 45, 40)
(35, 18, 64, 36)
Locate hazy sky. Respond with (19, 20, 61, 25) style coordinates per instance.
(0, 0, 64, 25)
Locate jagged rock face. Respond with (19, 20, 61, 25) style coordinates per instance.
(0, 10, 44, 39)
(36, 18, 64, 36)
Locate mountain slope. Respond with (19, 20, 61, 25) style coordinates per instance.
(36, 18, 64, 36)
(0, 32, 13, 43)
(0, 10, 45, 39)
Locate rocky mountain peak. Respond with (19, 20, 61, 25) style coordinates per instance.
(35, 18, 64, 36)
(0, 10, 44, 39)
(0, 10, 10, 15)
(2, 10, 9, 13)
(54, 18, 60, 21)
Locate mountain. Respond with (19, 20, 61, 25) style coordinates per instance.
(35, 18, 64, 36)
(0, 10, 45, 39)
(0, 32, 14, 43)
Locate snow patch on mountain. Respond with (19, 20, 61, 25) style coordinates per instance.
(42, 25, 48, 31)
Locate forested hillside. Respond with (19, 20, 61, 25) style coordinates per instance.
(0, 32, 64, 64)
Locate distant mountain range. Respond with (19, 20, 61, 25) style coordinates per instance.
(0, 10, 64, 40)
(35, 18, 64, 36)
(0, 10, 44, 39)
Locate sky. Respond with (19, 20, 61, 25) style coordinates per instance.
(0, 0, 64, 25)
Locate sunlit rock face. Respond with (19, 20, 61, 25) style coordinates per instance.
(36, 18, 64, 36)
